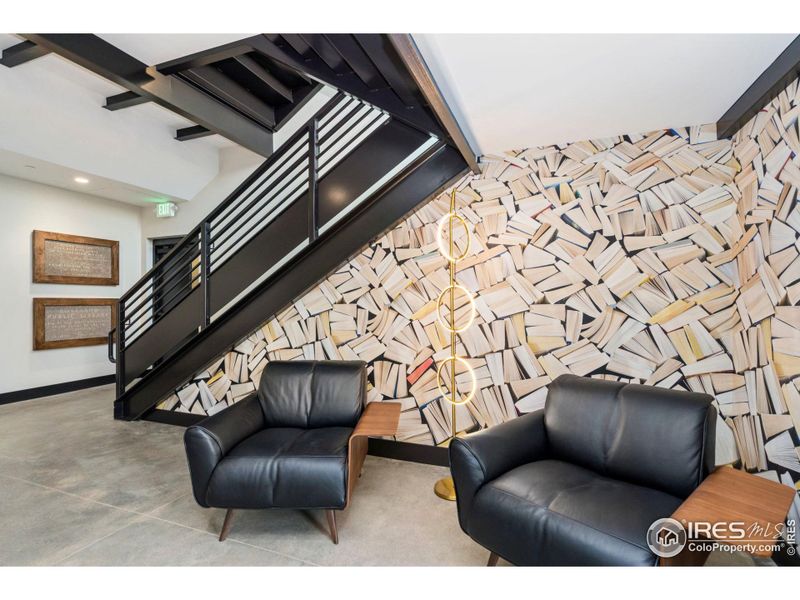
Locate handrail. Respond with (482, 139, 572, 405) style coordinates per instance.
(107, 328, 116, 364)
(119, 92, 346, 307)
(113, 87, 424, 397)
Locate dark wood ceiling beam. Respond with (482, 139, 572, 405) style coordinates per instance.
(0, 40, 50, 67)
(181, 65, 276, 129)
(175, 125, 212, 141)
(387, 34, 479, 174)
(233, 55, 293, 102)
(716, 35, 800, 140)
(21, 34, 272, 156)
(104, 90, 149, 111)
(155, 43, 256, 75)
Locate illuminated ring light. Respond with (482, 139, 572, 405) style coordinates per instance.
(436, 213, 471, 262)
(436, 284, 476, 333)
(436, 356, 477, 406)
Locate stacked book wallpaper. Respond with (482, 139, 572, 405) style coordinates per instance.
(160, 75, 800, 509)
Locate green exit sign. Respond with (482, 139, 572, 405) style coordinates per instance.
(154, 202, 178, 218)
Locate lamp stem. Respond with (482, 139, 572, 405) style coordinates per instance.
(449, 188, 457, 441)
(434, 188, 463, 501)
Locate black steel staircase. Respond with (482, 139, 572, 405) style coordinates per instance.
(111, 89, 469, 419)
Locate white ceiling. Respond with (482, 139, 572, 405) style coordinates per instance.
(0, 33, 335, 208)
(0, 148, 182, 205)
(0, 33, 252, 206)
(414, 34, 797, 155)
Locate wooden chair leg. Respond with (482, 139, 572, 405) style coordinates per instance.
(326, 509, 339, 545)
(487, 551, 499, 567)
(219, 509, 235, 542)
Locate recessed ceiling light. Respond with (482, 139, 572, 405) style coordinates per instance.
(74, 176, 90, 184)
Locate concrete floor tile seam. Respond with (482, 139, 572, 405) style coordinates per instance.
(145, 492, 193, 516)
(55, 519, 145, 566)
(0, 471, 199, 534)
(0, 472, 148, 518)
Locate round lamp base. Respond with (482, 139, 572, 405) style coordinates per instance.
(434, 476, 457, 501)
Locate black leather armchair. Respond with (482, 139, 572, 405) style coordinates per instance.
(184, 360, 399, 544)
(450, 374, 716, 566)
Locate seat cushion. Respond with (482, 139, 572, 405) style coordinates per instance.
(205, 427, 352, 509)
(468, 460, 682, 566)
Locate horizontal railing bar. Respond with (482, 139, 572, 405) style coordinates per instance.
(124, 258, 201, 324)
(316, 94, 356, 130)
(201, 91, 345, 226)
(319, 104, 382, 153)
(318, 112, 389, 176)
(209, 148, 310, 242)
(211, 177, 310, 267)
(124, 245, 201, 315)
(124, 272, 199, 337)
(209, 136, 310, 229)
(318, 114, 381, 167)
(319, 113, 391, 173)
(319, 101, 379, 142)
(123, 273, 203, 344)
(214, 173, 308, 253)
(120, 227, 201, 304)
(318, 98, 366, 142)
(210, 154, 310, 244)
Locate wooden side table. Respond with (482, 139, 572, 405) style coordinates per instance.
(660, 467, 797, 566)
(346, 401, 401, 505)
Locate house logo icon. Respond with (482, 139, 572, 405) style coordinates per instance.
(647, 518, 687, 558)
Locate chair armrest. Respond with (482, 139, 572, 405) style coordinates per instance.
(450, 410, 548, 533)
(352, 401, 402, 437)
(183, 393, 265, 507)
(346, 401, 401, 506)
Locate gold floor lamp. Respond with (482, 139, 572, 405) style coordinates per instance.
(433, 188, 477, 501)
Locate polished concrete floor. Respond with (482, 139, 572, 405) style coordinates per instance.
(0, 385, 769, 566)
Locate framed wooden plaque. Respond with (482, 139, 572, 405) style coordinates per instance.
(33, 230, 119, 285)
(33, 298, 117, 350)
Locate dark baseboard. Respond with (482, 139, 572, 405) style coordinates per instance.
(0, 374, 115, 406)
(368, 438, 449, 466)
(143, 410, 449, 466)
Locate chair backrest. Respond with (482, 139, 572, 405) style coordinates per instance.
(544, 374, 716, 499)
(257, 360, 366, 428)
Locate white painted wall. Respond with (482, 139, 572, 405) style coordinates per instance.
(0, 174, 143, 392)
(139, 86, 337, 266)
(139, 145, 263, 267)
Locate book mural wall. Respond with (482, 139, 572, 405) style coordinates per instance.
(162, 76, 800, 502)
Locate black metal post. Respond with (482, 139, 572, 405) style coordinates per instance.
(308, 119, 319, 242)
(115, 301, 125, 399)
(200, 221, 212, 328)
